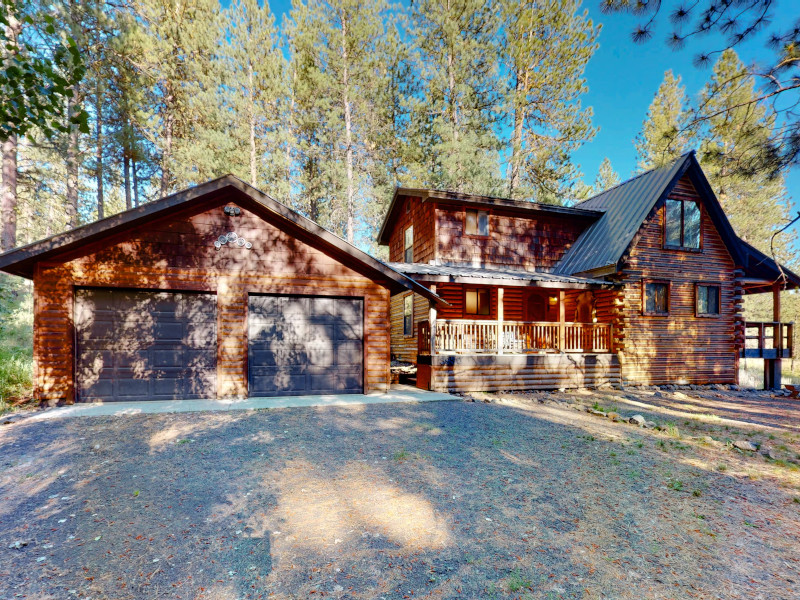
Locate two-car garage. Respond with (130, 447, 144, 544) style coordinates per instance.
(0, 176, 434, 404)
(74, 288, 364, 402)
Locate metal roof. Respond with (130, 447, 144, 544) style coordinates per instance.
(555, 153, 694, 276)
(377, 187, 602, 245)
(387, 262, 618, 289)
(0, 175, 443, 304)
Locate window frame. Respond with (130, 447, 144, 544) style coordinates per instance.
(404, 225, 413, 263)
(663, 198, 702, 252)
(403, 293, 414, 336)
(464, 287, 491, 317)
(464, 208, 489, 237)
(642, 279, 671, 317)
(695, 283, 721, 318)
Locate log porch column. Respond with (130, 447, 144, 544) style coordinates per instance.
(558, 290, 566, 351)
(497, 287, 504, 355)
(765, 282, 782, 390)
(429, 284, 437, 356)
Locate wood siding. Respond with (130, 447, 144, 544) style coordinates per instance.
(421, 354, 620, 392)
(32, 196, 392, 404)
(436, 205, 589, 271)
(390, 291, 431, 363)
(619, 176, 738, 385)
(388, 195, 436, 264)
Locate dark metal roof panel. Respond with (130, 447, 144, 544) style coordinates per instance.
(555, 154, 692, 275)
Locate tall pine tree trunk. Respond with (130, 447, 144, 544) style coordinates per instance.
(248, 61, 257, 187)
(132, 157, 140, 207)
(1, 136, 17, 251)
(341, 10, 355, 244)
(123, 153, 131, 210)
(65, 0, 80, 227)
(95, 79, 104, 220)
(508, 71, 526, 198)
(1, 14, 21, 250)
(65, 95, 80, 228)
(160, 90, 174, 198)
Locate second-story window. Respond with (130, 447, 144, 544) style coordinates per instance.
(404, 226, 413, 262)
(465, 209, 489, 236)
(665, 198, 701, 249)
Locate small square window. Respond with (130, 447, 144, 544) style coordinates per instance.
(404, 226, 413, 262)
(697, 284, 720, 316)
(403, 294, 413, 335)
(465, 289, 490, 316)
(465, 209, 488, 236)
(644, 281, 669, 315)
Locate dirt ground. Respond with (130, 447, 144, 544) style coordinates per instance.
(1, 388, 799, 600)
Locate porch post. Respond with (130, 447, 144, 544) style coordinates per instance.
(558, 290, 566, 351)
(766, 283, 782, 390)
(429, 284, 437, 356)
(497, 287, 504, 355)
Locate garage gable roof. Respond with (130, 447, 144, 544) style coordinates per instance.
(0, 175, 442, 303)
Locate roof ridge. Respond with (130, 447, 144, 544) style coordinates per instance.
(575, 151, 693, 206)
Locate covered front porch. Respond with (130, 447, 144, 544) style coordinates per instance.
(387, 263, 623, 392)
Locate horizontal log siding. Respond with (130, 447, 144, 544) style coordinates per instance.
(388, 195, 435, 264)
(389, 291, 431, 363)
(619, 176, 737, 385)
(32, 197, 392, 404)
(436, 205, 588, 270)
(427, 354, 620, 392)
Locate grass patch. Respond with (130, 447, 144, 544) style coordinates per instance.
(507, 569, 532, 593)
(393, 449, 411, 461)
(0, 276, 33, 411)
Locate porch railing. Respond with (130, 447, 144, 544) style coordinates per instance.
(742, 321, 794, 359)
(417, 319, 613, 355)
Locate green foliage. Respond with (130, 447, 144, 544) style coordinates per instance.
(592, 157, 620, 195)
(499, 0, 599, 202)
(0, 274, 32, 405)
(635, 70, 694, 170)
(0, 0, 88, 139)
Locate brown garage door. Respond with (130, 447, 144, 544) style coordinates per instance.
(75, 289, 217, 402)
(248, 295, 363, 396)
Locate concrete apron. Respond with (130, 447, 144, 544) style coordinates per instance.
(25, 386, 455, 421)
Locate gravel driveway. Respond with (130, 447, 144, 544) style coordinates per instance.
(1, 394, 799, 599)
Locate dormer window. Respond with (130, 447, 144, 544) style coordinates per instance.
(465, 209, 489, 236)
(404, 226, 413, 262)
(665, 198, 701, 249)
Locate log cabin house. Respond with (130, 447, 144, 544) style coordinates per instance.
(379, 152, 799, 392)
(0, 151, 796, 403)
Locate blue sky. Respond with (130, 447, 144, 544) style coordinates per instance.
(258, 0, 799, 237)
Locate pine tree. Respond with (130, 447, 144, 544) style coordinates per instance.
(219, 0, 288, 195)
(134, 0, 222, 196)
(635, 70, 694, 170)
(287, 0, 395, 243)
(697, 49, 795, 262)
(592, 157, 620, 194)
(500, 0, 599, 202)
(408, 0, 502, 195)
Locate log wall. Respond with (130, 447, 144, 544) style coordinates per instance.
(436, 205, 589, 270)
(618, 176, 738, 385)
(421, 353, 621, 392)
(32, 196, 392, 403)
